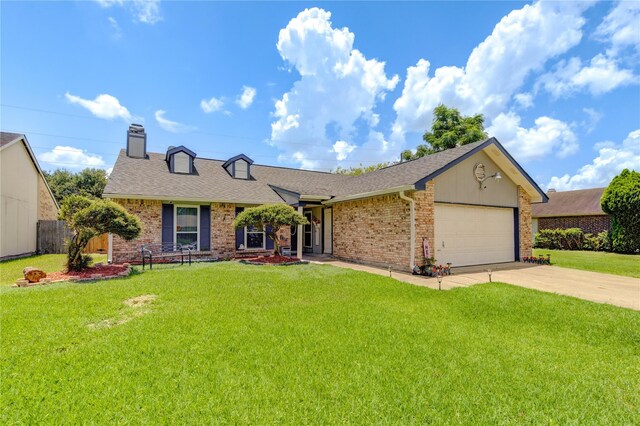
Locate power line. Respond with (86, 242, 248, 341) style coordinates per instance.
(2, 103, 401, 152)
(8, 128, 398, 166)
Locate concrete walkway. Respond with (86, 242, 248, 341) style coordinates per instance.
(307, 256, 640, 311)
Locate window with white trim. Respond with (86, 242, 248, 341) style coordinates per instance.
(245, 225, 265, 249)
(175, 206, 198, 248)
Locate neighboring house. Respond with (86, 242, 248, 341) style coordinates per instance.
(531, 187, 610, 240)
(104, 125, 548, 270)
(0, 132, 59, 260)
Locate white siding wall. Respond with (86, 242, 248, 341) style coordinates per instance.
(0, 142, 39, 258)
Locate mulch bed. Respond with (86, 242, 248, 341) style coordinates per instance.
(238, 255, 307, 266)
(47, 264, 128, 281)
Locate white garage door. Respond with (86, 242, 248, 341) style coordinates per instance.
(434, 204, 515, 267)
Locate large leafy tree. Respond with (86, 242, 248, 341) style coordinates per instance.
(401, 104, 488, 160)
(601, 169, 640, 253)
(59, 195, 141, 271)
(44, 168, 108, 203)
(233, 204, 308, 256)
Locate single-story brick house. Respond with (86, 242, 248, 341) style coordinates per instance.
(104, 125, 548, 270)
(0, 132, 59, 260)
(531, 187, 610, 239)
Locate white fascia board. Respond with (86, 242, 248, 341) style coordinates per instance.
(300, 194, 332, 201)
(323, 185, 416, 205)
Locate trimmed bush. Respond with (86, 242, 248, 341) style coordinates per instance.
(534, 228, 610, 251)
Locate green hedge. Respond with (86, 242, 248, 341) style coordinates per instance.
(534, 228, 611, 251)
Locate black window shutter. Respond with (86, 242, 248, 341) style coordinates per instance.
(200, 205, 211, 251)
(235, 207, 244, 249)
(162, 204, 174, 251)
(265, 225, 274, 250)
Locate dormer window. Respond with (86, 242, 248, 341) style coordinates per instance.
(174, 152, 190, 173)
(235, 159, 248, 179)
(166, 146, 196, 174)
(223, 154, 254, 180)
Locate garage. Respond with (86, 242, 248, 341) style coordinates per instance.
(434, 203, 515, 267)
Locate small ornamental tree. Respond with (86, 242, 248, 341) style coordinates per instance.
(59, 195, 142, 271)
(601, 169, 640, 253)
(233, 204, 308, 256)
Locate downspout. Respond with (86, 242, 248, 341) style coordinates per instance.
(398, 191, 415, 271)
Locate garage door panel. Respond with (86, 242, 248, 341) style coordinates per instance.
(434, 204, 514, 267)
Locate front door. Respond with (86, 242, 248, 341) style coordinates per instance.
(303, 211, 313, 251)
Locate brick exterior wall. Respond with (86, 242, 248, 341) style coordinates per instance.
(538, 215, 610, 235)
(518, 186, 532, 260)
(37, 175, 58, 220)
(333, 189, 435, 271)
(112, 199, 163, 263)
(413, 182, 435, 268)
(211, 202, 236, 259)
(111, 200, 288, 263)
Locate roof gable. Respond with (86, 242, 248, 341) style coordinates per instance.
(0, 131, 60, 209)
(165, 145, 196, 161)
(223, 154, 254, 168)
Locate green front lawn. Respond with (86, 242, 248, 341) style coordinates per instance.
(2, 263, 639, 423)
(0, 253, 108, 286)
(534, 248, 640, 278)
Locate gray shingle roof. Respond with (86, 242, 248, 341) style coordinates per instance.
(531, 188, 606, 217)
(104, 139, 492, 202)
(103, 150, 353, 203)
(0, 132, 24, 148)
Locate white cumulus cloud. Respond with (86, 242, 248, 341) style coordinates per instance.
(391, 1, 593, 143)
(487, 112, 578, 162)
(200, 96, 224, 113)
(95, 0, 162, 25)
(271, 8, 399, 169)
(332, 140, 356, 161)
(548, 129, 640, 190)
(40, 146, 106, 169)
(65, 92, 137, 122)
(154, 110, 194, 133)
(537, 54, 636, 97)
(595, 1, 640, 55)
(236, 86, 256, 109)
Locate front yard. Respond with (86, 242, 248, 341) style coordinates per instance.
(533, 248, 640, 278)
(1, 262, 639, 423)
(0, 253, 108, 286)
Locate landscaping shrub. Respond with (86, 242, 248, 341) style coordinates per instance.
(535, 229, 612, 251)
(59, 195, 141, 271)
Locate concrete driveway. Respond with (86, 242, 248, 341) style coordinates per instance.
(443, 264, 640, 310)
(308, 257, 640, 310)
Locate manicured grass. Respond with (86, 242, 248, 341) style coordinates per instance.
(1, 263, 639, 423)
(534, 248, 640, 278)
(0, 253, 107, 286)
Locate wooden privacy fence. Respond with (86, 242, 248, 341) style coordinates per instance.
(37, 220, 108, 254)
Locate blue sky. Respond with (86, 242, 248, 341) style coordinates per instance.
(2, 0, 638, 190)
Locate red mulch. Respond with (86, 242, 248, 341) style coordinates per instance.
(242, 255, 300, 264)
(47, 264, 128, 281)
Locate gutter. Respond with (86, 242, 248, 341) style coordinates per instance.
(323, 185, 415, 205)
(398, 191, 415, 271)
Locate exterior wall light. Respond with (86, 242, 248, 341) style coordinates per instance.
(474, 163, 502, 189)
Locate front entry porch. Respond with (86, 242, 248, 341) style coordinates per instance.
(291, 206, 333, 259)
